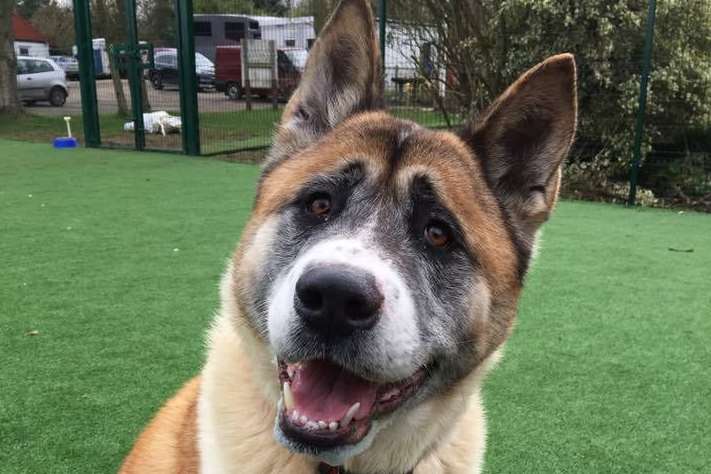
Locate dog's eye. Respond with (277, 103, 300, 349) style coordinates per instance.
(306, 193, 332, 218)
(424, 221, 451, 248)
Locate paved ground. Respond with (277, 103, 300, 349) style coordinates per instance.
(25, 79, 271, 117)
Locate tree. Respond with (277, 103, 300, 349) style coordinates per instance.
(15, 0, 49, 19)
(30, 1, 75, 53)
(138, 0, 176, 47)
(253, 0, 287, 15)
(0, 0, 21, 114)
(388, 0, 711, 176)
(92, 0, 131, 117)
(194, 0, 258, 14)
(293, 0, 336, 33)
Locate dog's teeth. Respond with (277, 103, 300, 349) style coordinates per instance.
(306, 421, 319, 431)
(299, 415, 308, 425)
(341, 402, 360, 427)
(283, 382, 294, 411)
(318, 420, 327, 430)
(287, 365, 295, 378)
(290, 410, 299, 422)
(328, 421, 338, 431)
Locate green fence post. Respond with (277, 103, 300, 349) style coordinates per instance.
(628, 0, 657, 206)
(176, 0, 201, 156)
(124, 0, 145, 151)
(72, 0, 101, 147)
(378, 0, 387, 81)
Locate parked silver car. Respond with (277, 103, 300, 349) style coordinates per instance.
(50, 55, 79, 80)
(16, 56, 69, 107)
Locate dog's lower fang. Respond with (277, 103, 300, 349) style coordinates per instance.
(283, 382, 295, 411)
(340, 402, 360, 427)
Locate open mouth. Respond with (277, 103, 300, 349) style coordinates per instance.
(278, 359, 426, 448)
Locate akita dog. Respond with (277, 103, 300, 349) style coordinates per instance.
(120, 1, 577, 472)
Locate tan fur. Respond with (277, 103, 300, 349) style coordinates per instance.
(120, 2, 576, 470)
(121, 107, 573, 474)
(267, 0, 383, 168)
(195, 278, 499, 474)
(466, 53, 578, 235)
(121, 249, 498, 474)
(119, 377, 201, 474)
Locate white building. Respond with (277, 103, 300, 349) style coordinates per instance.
(249, 15, 315, 50)
(190, 13, 442, 95)
(13, 13, 49, 58)
(193, 14, 315, 61)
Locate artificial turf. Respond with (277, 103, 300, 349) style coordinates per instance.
(1, 139, 709, 473)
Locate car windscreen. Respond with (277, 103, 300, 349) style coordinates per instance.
(195, 53, 213, 68)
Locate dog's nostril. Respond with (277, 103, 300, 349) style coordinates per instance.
(345, 298, 364, 320)
(300, 289, 323, 311)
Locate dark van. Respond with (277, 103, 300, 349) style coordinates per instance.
(215, 45, 302, 100)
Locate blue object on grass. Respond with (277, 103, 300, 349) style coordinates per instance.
(53, 137, 79, 148)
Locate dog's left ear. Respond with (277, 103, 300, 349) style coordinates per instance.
(266, 0, 382, 167)
(462, 54, 577, 236)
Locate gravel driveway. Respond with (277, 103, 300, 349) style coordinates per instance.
(25, 79, 271, 117)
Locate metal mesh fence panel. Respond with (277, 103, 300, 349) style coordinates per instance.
(377, 0, 711, 210)
(636, 0, 711, 208)
(191, 8, 308, 154)
(15, 3, 80, 133)
(188, 2, 466, 155)
(63, 0, 711, 210)
(90, 5, 135, 150)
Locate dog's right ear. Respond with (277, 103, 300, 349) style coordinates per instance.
(266, 0, 383, 168)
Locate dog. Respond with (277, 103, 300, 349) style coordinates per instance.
(119, 0, 577, 472)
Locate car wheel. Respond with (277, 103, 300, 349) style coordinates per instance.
(226, 83, 241, 100)
(49, 87, 67, 107)
(151, 73, 164, 90)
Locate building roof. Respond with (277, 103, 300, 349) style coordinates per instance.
(12, 13, 48, 44)
(249, 15, 314, 26)
(194, 13, 314, 26)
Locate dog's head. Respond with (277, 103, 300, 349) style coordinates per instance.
(228, 0, 576, 465)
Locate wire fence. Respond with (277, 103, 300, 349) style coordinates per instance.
(56, 0, 711, 210)
(187, 7, 458, 155)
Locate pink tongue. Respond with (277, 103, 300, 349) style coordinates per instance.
(290, 360, 377, 422)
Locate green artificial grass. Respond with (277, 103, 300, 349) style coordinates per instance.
(1, 139, 709, 472)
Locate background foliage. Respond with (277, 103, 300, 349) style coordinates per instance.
(388, 0, 711, 208)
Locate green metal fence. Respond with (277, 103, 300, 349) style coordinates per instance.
(70, 0, 711, 211)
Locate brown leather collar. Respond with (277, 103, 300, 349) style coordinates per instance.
(318, 463, 413, 474)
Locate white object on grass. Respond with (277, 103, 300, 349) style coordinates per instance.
(123, 111, 182, 135)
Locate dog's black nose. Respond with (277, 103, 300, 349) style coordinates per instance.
(295, 265, 383, 337)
